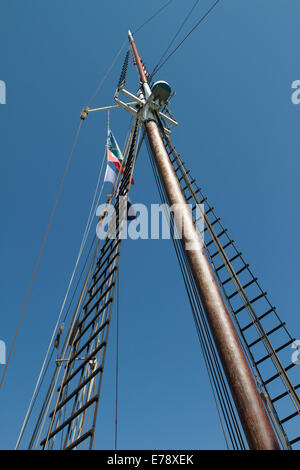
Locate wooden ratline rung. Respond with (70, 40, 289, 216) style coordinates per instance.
(97, 238, 121, 266)
(227, 278, 258, 300)
(84, 267, 117, 310)
(49, 364, 104, 417)
(215, 252, 242, 273)
(166, 132, 300, 448)
(247, 322, 285, 348)
(221, 264, 249, 286)
(37, 120, 140, 451)
(40, 396, 98, 446)
(254, 338, 296, 366)
(271, 383, 300, 404)
(210, 228, 227, 241)
(181, 179, 196, 192)
(174, 165, 183, 174)
(191, 199, 207, 213)
(187, 190, 202, 204)
(119, 172, 131, 187)
(203, 218, 221, 233)
(71, 319, 110, 358)
(178, 171, 190, 183)
(58, 340, 106, 390)
(234, 292, 267, 315)
(64, 429, 93, 450)
(89, 253, 119, 293)
(205, 206, 215, 216)
(281, 410, 300, 425)
(81, 285, 114, 327)
(205, 231, 229, 249)
(289, 435, 300, 446)
(263, 361, 296, 386)
(93, 246, 120, 280)
(210, 240, 235, 259)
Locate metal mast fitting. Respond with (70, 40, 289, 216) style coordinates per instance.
(128, 30, 280, 450)
(79, 32, 177, 134)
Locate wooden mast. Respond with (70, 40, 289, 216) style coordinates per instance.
(128, 30, 280, 450)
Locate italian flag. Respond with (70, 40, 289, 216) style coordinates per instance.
(106, 130, 134, 185)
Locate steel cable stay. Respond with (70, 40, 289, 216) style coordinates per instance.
(63, 126, 143, 450)
(24, 235, 98, 450)
(149, 0, 222, 81)
(153, 118, 300, 449)
(114, 270, 120, 451)
(15, 140, 108, 449)
(124, 28, 282, 449)
(7, 20, 147, 394)
(16, 0, 300, 450)
(28, 236, 101, 449)
(25, 119, 142, 450)
(1, 120, 84, 391)
(26, 173, 115, 448)
(17, 109, 135, 449)
(35, 234, 101, 450)
(87, 0, 175, 106)
(182, 169, 299, 446)
(149, 0, 200, 83)
(34, 203, 120, 447)
(147, 143, 232, 448)
(9, 21, 135, 398)
(11, 0, 227, 450)
(133, 0, 174, 36)
(156, 124, 265, 392)
(146, 118, 250, 448)
(147, 139, 245, 450)
(145, 134, 246, 450)
(30, 196, 107, 449)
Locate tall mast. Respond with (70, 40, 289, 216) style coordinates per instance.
(128, 30, 280, 450)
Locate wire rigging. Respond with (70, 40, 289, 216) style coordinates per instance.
(150, 0, 200, 81)
(14, 0, 225, 448)
(23, 119, 142, 450)
(150, 0, 222, 80)
(15, 144, 107, 449)
(1, 120, 83, 391)
(115, 270, 120, 450)
(87, 0, 174, 106)
(144, 124, 246, 450)
(133, 0, 174, 35)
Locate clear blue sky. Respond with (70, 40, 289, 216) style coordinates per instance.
(0, 0, 299, 450)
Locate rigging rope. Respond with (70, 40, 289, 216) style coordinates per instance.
(87, 40, 128, 107)
(13, 0, 222, 445)
(33, 237, 100, 449)
(150, 0, 222, 80)
(87, 0, 174, 106)
(1, 120, 83, 391)
(15, 142, 107, 449)
(133, 0, 174, 35)
(144, 127, 246, 450)
(42, 121, 141, 450)
(149, 0, 200, 82)
(115, 270, 120, 450)
(24, 119, 142, 450)
(16, 233, 98, 450)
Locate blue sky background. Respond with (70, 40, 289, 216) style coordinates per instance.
(0, 0, 299, 450)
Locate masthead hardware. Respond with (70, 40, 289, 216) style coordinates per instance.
(80, 32, 177, 134)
